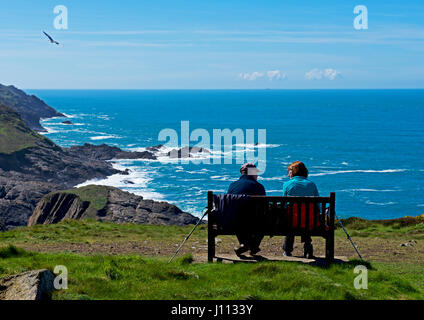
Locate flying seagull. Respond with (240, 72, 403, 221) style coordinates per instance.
(43, 31, 60, 45)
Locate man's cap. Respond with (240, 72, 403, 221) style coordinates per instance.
(240, 163, 260, 175)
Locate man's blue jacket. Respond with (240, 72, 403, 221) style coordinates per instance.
(227, 175, 266, 196)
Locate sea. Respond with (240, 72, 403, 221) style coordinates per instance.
(29, 89, 424, 220)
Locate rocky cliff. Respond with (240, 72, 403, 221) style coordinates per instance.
(28, 185, 198, 226)
(0, 104, 198, 229)
(0, 84, 64, 132)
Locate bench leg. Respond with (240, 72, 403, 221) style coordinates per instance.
(208, 225, 215, 263)
(325, 232, 334, 261)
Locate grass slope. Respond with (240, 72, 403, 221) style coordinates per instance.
(0, 104, 53, 154)
(64, 185, 109, 212)
(1, 218, 423, 300)
(0, 245, 422, 300)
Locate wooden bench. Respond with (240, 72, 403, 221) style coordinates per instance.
(207, 191, 335, 262)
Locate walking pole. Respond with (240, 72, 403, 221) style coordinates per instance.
(335, 212, 363, 260)
(168, 207, 209, 263)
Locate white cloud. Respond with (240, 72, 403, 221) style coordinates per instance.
(323, 69, 341, 80)
(266, 70, 287, 81)
(305, 68, 341, 80)
(239, 70, 287, 81)
(238, 72, 264, 81)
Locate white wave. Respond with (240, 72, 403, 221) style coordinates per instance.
(365, 200, 397, 206)
(207, 189, 226, 194)
(129, 145, 215, 162)
(129, 144, 274, 164)
(210, 175, 232, 181)
(90, 135, 121, 141)
(41, 126, 60, 134)
(234, 143, 281, 149)
(41, 123, 89, 135)
(309, 169, 407, 177)
(259, 176, 285, 181)
(341, 162, 349, 166)
(61, 113, 78, 118)
(58, 122, 84, 126)
(70, 113, 92, 118)
(76, 161, 164, 201)
(40, 115, 66, 121)
(97, 114, 111, 120)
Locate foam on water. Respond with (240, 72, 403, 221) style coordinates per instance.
(309, 169, 408, 177)
(339, 188, 398, 192)
(76, 160, 165, 201)
(365, 200, 398, 206)
(90, 135, 122, 141)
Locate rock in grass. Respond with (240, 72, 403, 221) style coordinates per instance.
(400, 240, 417, 247)
(0, 269, 55, 300)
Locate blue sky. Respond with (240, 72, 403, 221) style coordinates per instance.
(1, 0, 423, 89)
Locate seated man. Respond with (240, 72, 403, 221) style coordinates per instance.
(227, 163, 266, 256)
(282, 161, 319, 258)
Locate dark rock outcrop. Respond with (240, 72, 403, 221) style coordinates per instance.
(27, 192, 89, 226)
(0, 141, 121, 185)
(0, 174, 57, 229)
(0, 269, 55, 300)
(0, 84, 64, 132)
(0, 216, 6, 231)
(167, 146, 211, 158)
(66, 143, 157, 160)
(145, 144, 164, 152)
(29, 185, 199, 226)
(144, 145, 211, 158)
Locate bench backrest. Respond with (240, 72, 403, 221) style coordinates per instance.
(208, 191, 335, 236)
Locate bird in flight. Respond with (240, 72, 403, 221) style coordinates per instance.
(43, 31, 61, 46)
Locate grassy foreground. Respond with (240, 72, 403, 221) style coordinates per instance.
(0, 217, 423, 300)
(0, 246, 422, 300)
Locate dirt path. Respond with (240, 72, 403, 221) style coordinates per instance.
(15, 234, 423, 264)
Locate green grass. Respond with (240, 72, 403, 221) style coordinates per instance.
(339, 216, 424, 239)
(0, 104, 53, 154)
(0, 246, 422, 300)
(64, 186, 109, 212)
(40, 185, 111, 218)
(0, 219, 204, 245)
(2, 216, 423, 248)
(1, 218, 423, 300)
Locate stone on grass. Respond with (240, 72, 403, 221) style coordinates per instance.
(0, 269, 55, 300)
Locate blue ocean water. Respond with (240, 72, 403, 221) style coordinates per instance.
(29, 89, 424, 220)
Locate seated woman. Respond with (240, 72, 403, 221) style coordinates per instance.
(282, 161, 319, 258)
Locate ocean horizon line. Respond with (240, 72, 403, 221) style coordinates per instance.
(25, 88, 424, 91)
